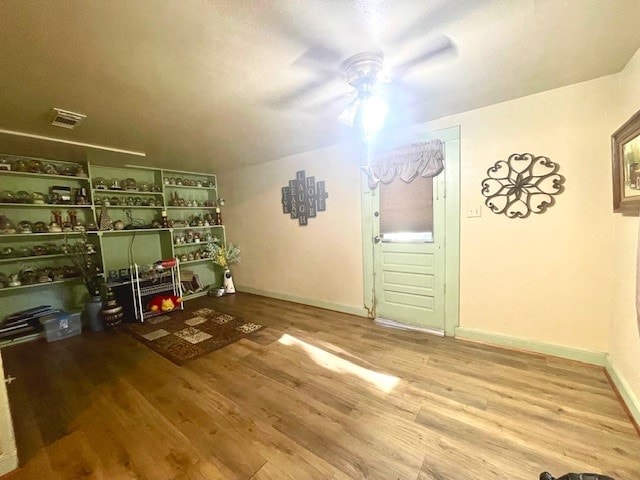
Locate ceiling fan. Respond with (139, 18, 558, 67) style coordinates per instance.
(336, 51, 386, 128)
(266, 34, 457, 132)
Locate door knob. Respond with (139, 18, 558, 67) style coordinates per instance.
(374, 235, 381, 244)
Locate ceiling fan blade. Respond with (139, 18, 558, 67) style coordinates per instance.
(389, 1, 481, 47)
(265, 71, 338, 110)
(338, 97, 361, 126)
(392, 34, 457, 77)
(304, 90, 355, 114)
(292, 45, 344, 72)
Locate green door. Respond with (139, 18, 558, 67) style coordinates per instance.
(363, 128, 457, 334)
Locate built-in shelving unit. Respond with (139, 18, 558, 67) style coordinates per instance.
(1, 158, 227, 326)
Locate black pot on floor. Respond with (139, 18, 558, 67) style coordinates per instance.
(540, 472, 615, 480)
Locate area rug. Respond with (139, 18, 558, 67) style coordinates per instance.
(121, 307, 264, 365)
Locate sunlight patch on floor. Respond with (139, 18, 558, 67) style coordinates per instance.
(278, 333, 400, 393)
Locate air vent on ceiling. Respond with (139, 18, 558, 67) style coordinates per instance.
(51, 108, 86, 129)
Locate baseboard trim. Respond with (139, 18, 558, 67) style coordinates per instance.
(236, 285, 369, 318)
(605, 357, 640, 433)
(454, 327, 607, 366)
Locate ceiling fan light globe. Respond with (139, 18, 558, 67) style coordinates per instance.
(359, 95, 388, 136)
(338, 98, 360, 126)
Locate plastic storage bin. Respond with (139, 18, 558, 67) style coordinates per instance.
(39, 311, 82, 342)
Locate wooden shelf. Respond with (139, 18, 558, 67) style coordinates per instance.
(0, 203, 93, 208)
(0, 170, 89, 181)
(0, 253, 72, 264)
(101, 205, 163, 209)
(170, 225, 223, 230)
(173, 242, 206, 248)
(163, 184, 216, 190)
(165, 206, 216, 210)
(178, 258, 211, 265)
(0, 277, 81, 292)
(100, 228, 170, 235)
(0, 231, 90, 239)
(93, 189, 162, 196)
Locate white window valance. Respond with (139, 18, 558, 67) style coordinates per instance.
(364, 139, 445, 189)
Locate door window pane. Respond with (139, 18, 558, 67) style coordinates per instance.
(379, 176, 434, 242)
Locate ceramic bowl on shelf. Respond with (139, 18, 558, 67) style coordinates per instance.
(19, 268, 36, 284)
(31, 192, 46, 204)
(12, 159, 28, 172)
(17, 246, 33, 257)
(16, 191, 31, 204)
(57, 164, 77, 176)
(43, 163, 58, 175)
(75, 165, 88, 177)
(26, 159, 43, 173)
(93, 177, 108, 190)
(0, 190, 16, 203)
(36, 269, 52, 283)
(109, 179, 123, 190)
(0, 216, 16, 234)
(17, 221, 32, 234)
(138, 181, 150, 192)
(1, 247, 14, 259)
(33, 221, 48, 233)
(123, 178, 137, 190)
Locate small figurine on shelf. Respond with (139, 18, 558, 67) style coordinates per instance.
(67, 209, 78, 227)
(215, 207, 222, 225)
(99, 204, 113, 231)
(160, 210, 169, 228)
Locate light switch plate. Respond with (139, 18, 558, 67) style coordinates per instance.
(467, 206, 482, 217)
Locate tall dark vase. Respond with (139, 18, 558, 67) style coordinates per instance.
(84, 295, 104, 331)
(101, 288, 124, 327)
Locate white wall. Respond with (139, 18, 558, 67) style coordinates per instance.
(610, 47, 640, 417)
(218, 141, 365, 315)
(221, 73, 619, 354)
(419, 75, 618, 353)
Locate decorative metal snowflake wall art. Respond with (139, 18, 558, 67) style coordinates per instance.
(481, 153, 565, 218)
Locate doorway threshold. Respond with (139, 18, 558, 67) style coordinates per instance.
(374, 317, 444, 337)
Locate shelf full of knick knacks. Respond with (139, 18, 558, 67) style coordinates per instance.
(0, 157, 227, 301)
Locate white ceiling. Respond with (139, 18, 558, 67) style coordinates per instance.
(1, 0, 639, 172)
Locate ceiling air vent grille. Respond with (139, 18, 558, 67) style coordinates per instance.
(51, 108, 86, 129)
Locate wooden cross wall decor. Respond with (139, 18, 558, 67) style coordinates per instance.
(281, 170, 328, 226)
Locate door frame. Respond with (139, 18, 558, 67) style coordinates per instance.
(361, 125, 460, 336)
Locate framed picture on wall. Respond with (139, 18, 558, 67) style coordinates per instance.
(612, 108, 640, 214)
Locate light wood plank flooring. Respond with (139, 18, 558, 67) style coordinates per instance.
(2, 293, 639, 479)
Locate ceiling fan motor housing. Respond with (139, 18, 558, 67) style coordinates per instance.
(340, 52, 384, 89)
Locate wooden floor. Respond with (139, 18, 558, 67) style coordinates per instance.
(2, 293, 639, 479)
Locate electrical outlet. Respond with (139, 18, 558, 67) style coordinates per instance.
(467, 206, 482, 217)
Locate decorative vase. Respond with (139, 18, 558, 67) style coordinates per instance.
(101, 288, 124, 327)
(84, 295, 104, 331)
(223, 269, 236, 294)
